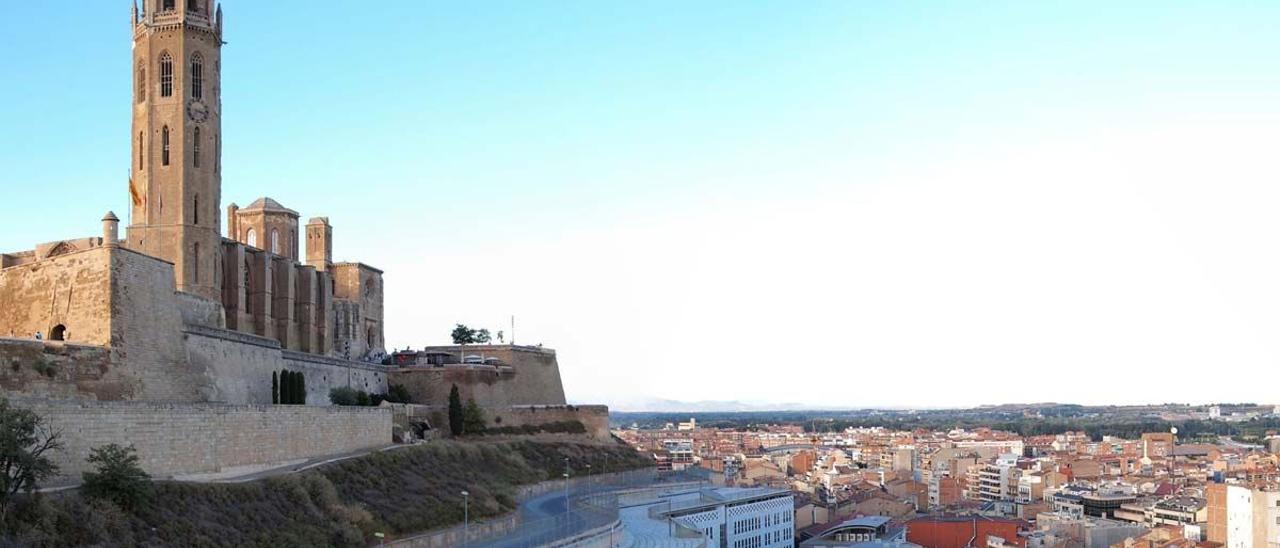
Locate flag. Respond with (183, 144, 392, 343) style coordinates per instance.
(129, 177, 143, 207)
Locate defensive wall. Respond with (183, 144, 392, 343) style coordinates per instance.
(9, 397, 391, 483)
(0, 245, 387, 406)
(391, 403, 610, 440)
(389, 344, 567, 408)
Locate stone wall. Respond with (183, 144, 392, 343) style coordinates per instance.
(9, 397, 391, 482)
(0, 339, 130, 400)
(398, 403, 610, 439)
(0, 247, 113, 345)
(186, 325, 387, 405)
(390, 346, 567, 408)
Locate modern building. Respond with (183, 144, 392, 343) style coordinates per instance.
(619, 487, 795, 548)
(799, 516, 919, 547)
(1206, 482, 1280, 547)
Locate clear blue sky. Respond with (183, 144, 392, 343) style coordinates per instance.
(3, 2, 1280, 409)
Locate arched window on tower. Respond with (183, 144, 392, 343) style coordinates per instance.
(159, 52, 173, 97)
(193, 127, 201, 167)
(190, 53, 203, 100)
(161, 126, 170, 166)
(193, 195, 200, 225)
(136, 61, 146, 103)
(271, 229, 280, 255)
(163, 0, 175, 12)
(246, 228, 257, 248)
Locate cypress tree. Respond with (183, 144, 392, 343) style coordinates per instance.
(271, 371, 279, 404)
(297, 372, 306, 405)
(448, 384, 464, 437)
(283, 371, 295, 404)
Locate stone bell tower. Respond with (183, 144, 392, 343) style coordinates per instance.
(126, 0, 224, 300)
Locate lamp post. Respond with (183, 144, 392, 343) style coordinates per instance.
(461, 490, 470, 546)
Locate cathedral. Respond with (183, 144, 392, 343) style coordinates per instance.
(0, 0, 387, 405)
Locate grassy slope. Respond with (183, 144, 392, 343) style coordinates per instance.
(4, 438, 652, 548)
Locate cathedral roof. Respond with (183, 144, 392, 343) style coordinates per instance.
(241, 197, 299, 217)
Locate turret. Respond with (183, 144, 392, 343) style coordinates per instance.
(306, 217, 333, 271)
(102, 212, 120, 246)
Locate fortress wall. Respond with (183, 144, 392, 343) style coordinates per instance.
(0, 247, 113, 345)
(109, 249, 213, 402)
(186, 325, 388, 405)
(392, 345, 567, 407)
(282, 350, 388, 404)
(0, 339, 133, 400)
(8, 397, 391, 482)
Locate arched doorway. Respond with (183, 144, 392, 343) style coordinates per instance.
(49, 325, 66, 341)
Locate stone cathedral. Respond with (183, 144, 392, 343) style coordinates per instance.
(0, 0, 388, 405)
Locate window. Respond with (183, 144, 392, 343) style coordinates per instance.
(246, 228, 257, 248)
(138, 132, 144, 170)
(187, 0, 200, 12)
(193, 127, 201, 167)
(163, 0, 175, 11)
(193, 243, 200, 281)
(159, 52, 173, 97)
(193, 195, 200, 225)
(161, 126, 170, 166)
(190, 53, 203, 100)
(136, 61, 146, 103)
(271, 229, 280, 254)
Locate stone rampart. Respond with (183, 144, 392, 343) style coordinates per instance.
(9, 397, 391, 482)
(186, 325, 387, 405)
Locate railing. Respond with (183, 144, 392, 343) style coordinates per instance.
(387, 468, 710, 548)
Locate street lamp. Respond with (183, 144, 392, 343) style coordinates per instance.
(461, 490, 470, 546)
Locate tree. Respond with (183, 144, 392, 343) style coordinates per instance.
(82, 444, 152, 511)
(271, 371, 279, 405)
(475, 329, 492, 345)
(296, 372, 306, 405)
(496, 330, 505, 344)
(463, 399, 486, 435)
(279, 371, 292, 404)
(452, 324, 477, 363)
(0, 399, 61, 525)
(448, 385, 464, 436)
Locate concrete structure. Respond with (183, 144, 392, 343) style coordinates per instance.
(619, 487, 794, 547)
(799, 516, 918, 547)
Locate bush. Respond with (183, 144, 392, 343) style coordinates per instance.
(81, 444, 153, 511)
(385, 384, 412, 404)
(329, 387, 359, 406)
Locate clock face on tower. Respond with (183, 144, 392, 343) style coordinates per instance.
(186, 100, 210, 123)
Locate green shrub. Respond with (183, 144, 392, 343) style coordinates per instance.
(329, 387, 359, 406)
(462, 399, 486, 435)
(81, 444, 153, 511)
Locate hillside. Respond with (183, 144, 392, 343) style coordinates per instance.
(4, 438, 653, 547)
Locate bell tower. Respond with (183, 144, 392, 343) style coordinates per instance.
(126, 0, 224, 300)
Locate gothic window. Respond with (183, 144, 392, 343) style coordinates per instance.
(190, 53, 203, 100)
(193, 127, 201, 167)
(246, 228, 257, 248)
(271, 229, 280, 254)
(159, 52, 173, 97)
(136, 61, 146, 103)
(161, 126, 170, 166)
(193, 243, 200, 281)
(163, 0, 175, 11)
(193, 195, 200, 225)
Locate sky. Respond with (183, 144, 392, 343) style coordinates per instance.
(2, 2, 1280, 409)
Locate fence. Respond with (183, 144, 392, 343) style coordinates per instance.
(389, 468, 710, 547)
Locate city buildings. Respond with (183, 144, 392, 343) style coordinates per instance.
(619, 486, 794, 547)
